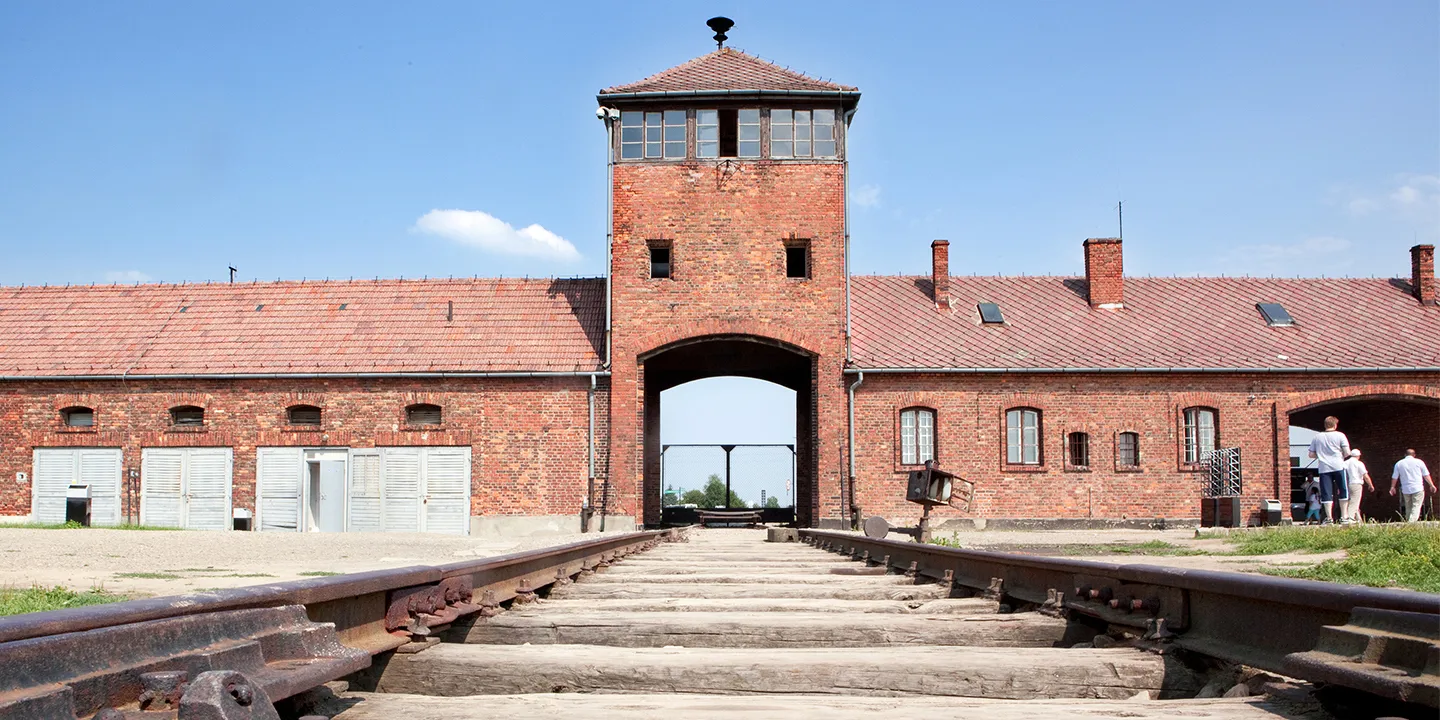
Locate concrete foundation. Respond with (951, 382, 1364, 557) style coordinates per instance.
(468, 514, 637, 537)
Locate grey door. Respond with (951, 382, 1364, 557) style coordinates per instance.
(314, 455, 348, 533)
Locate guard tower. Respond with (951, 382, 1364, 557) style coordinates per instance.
(597, 19, 861, 527)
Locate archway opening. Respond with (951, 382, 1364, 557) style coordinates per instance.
(1287, 396, 1439, 522)
(641, 335, 814, 527)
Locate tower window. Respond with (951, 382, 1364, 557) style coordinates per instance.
(620, 110, 686, 160)
(785, 243, 809, 278)
(649, 243, 672, 279)
(170, 406, 205, 427)
(287, 405, 322, 426)
(61, 406, 94, 427)
(697, 109, 760, 159)
(772, 108, 837, 158)
(406, 403, 442, 426)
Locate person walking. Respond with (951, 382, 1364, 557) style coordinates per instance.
(1342, 449, 1372, 523)
(1390, 449, 1435, 522)
(1306, 416, 1351, 525)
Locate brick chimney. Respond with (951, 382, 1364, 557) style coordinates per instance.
(1412, 244, 1435, 305)
(1083, 238, 1124, 308)
(931, 240, 951, 310)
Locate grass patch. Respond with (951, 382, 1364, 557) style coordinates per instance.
(1211, 524, 1440, 593)
(113, 572, 182, 580)
(298, 571, 341, 577)
(931, 536, 1209, 556)
(0, 522, 179, 531)
(167, 568, 234, 573)
(218, 573, 275, 578)
(0, 586, 124, 616)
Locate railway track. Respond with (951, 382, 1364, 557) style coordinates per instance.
(1, 527, 1436, 719)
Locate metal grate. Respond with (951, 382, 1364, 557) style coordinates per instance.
(1202, 446, 1243, 497)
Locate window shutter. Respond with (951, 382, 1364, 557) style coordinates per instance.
(78, 449, 123, 526)
(184, 448, 232, 531)
(423, 447, 471, 535)
(382, 448, 422, 532)
(140, 449, 185, 529)
(31, 450, 76, 525)
(256, 447, 302, 531)
(348, 450, 383, 532)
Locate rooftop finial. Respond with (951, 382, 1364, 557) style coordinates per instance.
(707, 16, 734, 49)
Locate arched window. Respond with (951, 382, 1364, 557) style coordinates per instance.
(406, 403, 442, 426)
(1116, 431, 1141, 468)
(899, 407, 936, 465)
(1066, 432, 1090, 468)
(170, 405, 204, 426)
(1005, 408, 1042, 465)
(1182, 407, 1217, 464)
(287, 405, 322, 426)
(60, 406, 94, 427)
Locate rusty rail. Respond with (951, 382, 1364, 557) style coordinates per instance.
(800, 529, 1439, 708)
(0, 528, 678, 719)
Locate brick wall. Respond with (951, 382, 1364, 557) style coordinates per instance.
(850, 373, 1440, 525)
(0, 376, 606, 520)
(608, 160, 849, 526)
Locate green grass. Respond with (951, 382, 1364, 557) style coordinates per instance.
(930, 536, 1208, 556)
(0, 521, 179, 531)
(1208, 524, 1440, 593)
(218, 573, 275, 578)
(298, 570, 342, 577)
(113, 572, 182, 580)
(166, 568, 235, 573)
(0, 586, 124, 616)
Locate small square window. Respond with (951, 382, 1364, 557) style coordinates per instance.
(406, 404, 442, 426)
(786, 244, 808, 278)
(650, 245, 672, 279)
(62, 407, 94, 427)
(170, 406, 204, 426)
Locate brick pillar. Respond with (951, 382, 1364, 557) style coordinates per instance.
(931, 239, 950, 311)
(1412, 244, 1435, 305)
(1083, 238, 1124, 308)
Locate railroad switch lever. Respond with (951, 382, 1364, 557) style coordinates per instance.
(862, 461, 971, 543)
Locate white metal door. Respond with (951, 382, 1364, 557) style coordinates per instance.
(423, 447, 471, 535)
(256, 447, 302, 532)
(32, 448, 122, 525)
(184, 448, 233, 530)
(140, 449, 185, 528)
(347, 450, 382, 532)
(381, 448, 422, 532)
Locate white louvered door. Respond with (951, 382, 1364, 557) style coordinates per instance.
(256, 447, 302, 532)
(140, 449, 185, 528)
(31, 449, 78, 525)
(77, 450, 122, 526)
(422, 447, 471, 535)
(347, 450, 382, 532)
(381, 448, 422, 532)
(184, 448, 232, 530)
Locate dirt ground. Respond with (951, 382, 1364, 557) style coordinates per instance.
(0, 525, 1339, 601)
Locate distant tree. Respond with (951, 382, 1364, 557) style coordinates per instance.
(764, 496, 781, 508)
(679, 488, 706, 506)
(662, 484, 679, 506)
(699, 474, 747, 508)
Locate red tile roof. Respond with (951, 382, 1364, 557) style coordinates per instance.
(0, 278, 604, 377)
(851, 275, 1440, 370)
(600, 48, 857, 95)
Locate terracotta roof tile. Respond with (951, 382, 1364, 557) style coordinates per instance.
(600, 48, 856, 95)
(851, 275, 1440, 370)
(0, 278, 604, 376)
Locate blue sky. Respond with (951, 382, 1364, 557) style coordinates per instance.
(2, 3, 1436, 495)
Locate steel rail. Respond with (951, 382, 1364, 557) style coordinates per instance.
(800, 529, 1439, 707)
(0, 529, 675, 719)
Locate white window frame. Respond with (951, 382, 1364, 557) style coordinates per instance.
(1006, 408, 1041, 465)
(900, 408, 936, 466)
(1183, 407, 1217, 465)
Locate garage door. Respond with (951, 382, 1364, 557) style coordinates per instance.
(256, 447, 303, 532)
(140, 448, 233, 530)
(31, 448, 123, 526)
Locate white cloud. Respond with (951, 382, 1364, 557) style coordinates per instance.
(1345, 174, 1440, 217)
(853, 184, 881, 208)
(1219, 236, 1354, 275)
(411, 209, 581, 261)
(1346, 197, 1380, 216)
(104, 270, 151, 283)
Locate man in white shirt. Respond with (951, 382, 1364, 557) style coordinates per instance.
(1390, 449, 1435, 522)
(1342, 449, 1372, 523)
(1307, 416, 1351, 525)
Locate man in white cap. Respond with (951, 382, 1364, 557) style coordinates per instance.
(1342, 449, 1372, 523)
(1390, 449, 1435, 522)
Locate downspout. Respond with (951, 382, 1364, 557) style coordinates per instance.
(586, 373, 596, 531)
(603, 110, 615, 370)
(843, 108, 856, 364)
(847, 369, 864, 529)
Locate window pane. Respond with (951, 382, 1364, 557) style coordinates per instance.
(772, 123, 792, 141)
(697, 142, 718, 158)
(739, 124, 760, 141)
(795, 140, 811, 156)
(814, 109, 835, 124)
(739, 109, 760, 123)
(901, 411, 916, 465)
(772, 109, 792, 123)
(697, 109, 718, 124)
(814, 124, 834, 141)
(621, 111, 643, 127)
(645, 112, 661, 127)
(1006, 411, 1021, 464)
(738, 140, 760, 158)
(918, 411, 935, 464)
(773, 140, 792, 158)
(795, 110, 810, 124)
(621, 144, 642, 159)
(621, 127, 643, 143)
(664, 110, 685, 125)
(645, 141, 661, 158)
(664, 141, 685, 158)
(665, 125, 685, 141)
(814, 140, 836, 157)
(697, 126, 718, 142)
(795, 124, 811, 141)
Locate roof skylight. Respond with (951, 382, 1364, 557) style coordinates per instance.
(1257, 302, 1295, 327)
(978, 302, 1005, 324)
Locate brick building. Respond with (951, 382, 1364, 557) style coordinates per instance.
(1, 42, 1436, 534)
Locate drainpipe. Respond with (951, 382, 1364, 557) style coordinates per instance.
(584, 374, 596, 532)
(843, 108, 856, 364)
(847, 369, 864, 528)
(602, 108, 616, 370)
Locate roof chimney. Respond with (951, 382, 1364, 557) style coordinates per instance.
(1083, 238, 1124, 309)
(931, 240, 951, 311)
(1413, 244, 1435, 305)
